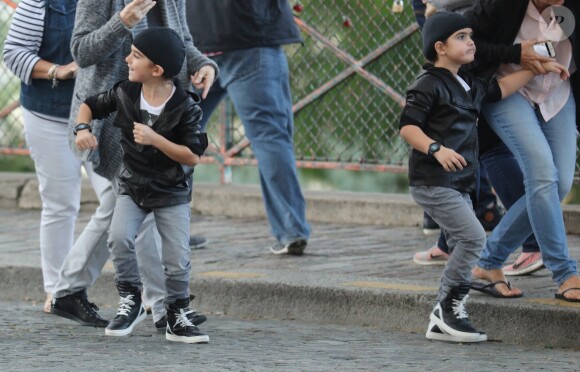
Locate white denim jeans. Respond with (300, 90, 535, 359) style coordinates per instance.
(22, 108, 109, 293)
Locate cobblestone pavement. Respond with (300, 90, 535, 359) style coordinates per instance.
(3, 209, 580, 299)
(0, 301, 578, 372)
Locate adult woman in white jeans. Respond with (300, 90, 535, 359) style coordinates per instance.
(2, 0, 110, 312)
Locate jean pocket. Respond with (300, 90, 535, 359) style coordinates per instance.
(219, 48, 264, 82)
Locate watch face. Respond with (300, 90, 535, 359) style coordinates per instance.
(429, 143, 440, 155)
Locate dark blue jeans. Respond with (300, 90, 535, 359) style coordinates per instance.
(198, 47, 310, 244)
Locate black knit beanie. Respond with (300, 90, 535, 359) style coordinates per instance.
(422, 12, 472, 61)
(132, 27, 185, 78)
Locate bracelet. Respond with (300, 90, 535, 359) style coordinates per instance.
(73, 123, 92, 136)
(47, 64, 60, 88)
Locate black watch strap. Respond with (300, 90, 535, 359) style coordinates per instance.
(427, 142, 441, 156)
(74, 123, 92, 136)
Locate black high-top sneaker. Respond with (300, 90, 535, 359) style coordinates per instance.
(166, 297, 209, 344)
(154, 294, 207, 333)
(50, 289, 109, 328)
(429, 284, 487, 343)
(105, 282, 147, 336)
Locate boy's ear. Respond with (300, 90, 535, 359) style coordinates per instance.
(152, 64, 165, 77)
(434, 41, 446, 56)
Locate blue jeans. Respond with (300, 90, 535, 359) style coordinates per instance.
(480, 142, 539, 254)
(108, 195, 192, 305)
(478, 92, 578, 285)
(199, 47, 310, 244)
(435, 143, 540, 254)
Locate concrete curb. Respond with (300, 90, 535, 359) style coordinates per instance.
(1, 265, 578, 348)
(3, 172, 580, 233)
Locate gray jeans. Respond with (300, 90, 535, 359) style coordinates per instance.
(108, 195, 192, 306)
(410, 186, 486, 300)
(53, 178, 166, 322)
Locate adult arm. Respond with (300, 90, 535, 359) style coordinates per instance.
(3, 0, 44, 84)
(3, 0, 78, 86)
(177, 4, 218, 98)
(465, 0, 522, 65)
(72, 0, 158, 68)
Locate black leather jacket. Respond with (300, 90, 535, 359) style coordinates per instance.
(399, 64, 501, 193)
(85, 80, 208, 209)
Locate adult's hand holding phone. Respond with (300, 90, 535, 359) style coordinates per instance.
(520, 39, 554, 75)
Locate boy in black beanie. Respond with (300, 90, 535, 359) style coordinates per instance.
(399, 12, 568, 343)
(74, 27, 209, 344)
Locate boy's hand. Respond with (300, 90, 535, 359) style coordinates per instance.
(133, 122, 158, 146)
(191, 65, 216, 99)
(541, 61, 570, 80)
(433, 146, 467, 172)
(75, 130, 98, 151)
(120, 0, 156, 28)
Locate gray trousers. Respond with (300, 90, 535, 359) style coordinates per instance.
(53, 178, 166, 322)
(410, 186, 486, 300)
(108, 195, 192, 306)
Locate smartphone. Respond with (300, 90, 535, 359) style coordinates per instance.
(533, 41, 556, 58)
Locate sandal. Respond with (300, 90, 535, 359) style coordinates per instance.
(554, 287, 580, 303)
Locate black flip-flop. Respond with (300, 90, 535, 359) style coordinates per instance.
(470, 280, 523, 299)
(554, 287, 580, 302)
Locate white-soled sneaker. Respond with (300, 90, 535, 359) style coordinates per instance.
(166, 307, 209, 344)
(270, 239, 307, 256)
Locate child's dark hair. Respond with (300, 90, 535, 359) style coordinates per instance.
(422, 12, 471, 61)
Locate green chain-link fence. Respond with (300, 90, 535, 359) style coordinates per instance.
(2, 0, 579, 183)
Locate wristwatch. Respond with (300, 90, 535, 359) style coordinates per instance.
(73, 123, 92, 136)
(427, 142, 441, 156)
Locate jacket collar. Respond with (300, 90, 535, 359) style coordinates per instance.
(421, 63, 477, 110)
(121, 79, 200, 131)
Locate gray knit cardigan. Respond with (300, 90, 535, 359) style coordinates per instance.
(69, 0, 218, 180)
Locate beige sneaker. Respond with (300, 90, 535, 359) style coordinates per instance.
(413, 246, 449, 266)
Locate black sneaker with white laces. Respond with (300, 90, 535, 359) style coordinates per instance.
(50, 289, 109, 328)
(155, 294, 207, 332)
(428, 284, 487, 343)
(165, 298, 209, 344)
(105, 282, 147, 337)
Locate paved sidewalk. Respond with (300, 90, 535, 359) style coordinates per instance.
(0, 208, 579, 349)
(1, 300, 579, 372)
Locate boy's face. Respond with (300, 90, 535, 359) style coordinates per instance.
(437, 28, 476, 65)
(126, 45, 157, 82)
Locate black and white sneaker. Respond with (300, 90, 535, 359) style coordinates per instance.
(50, 289, 109, 328)
(270, 239, 307, 255)
(166, 298, 209, 344)
(155, 311, 207, 333)
(105, 283, 147, 337)
(429, 285, 487, 343)
(155, 294, 207, 332)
